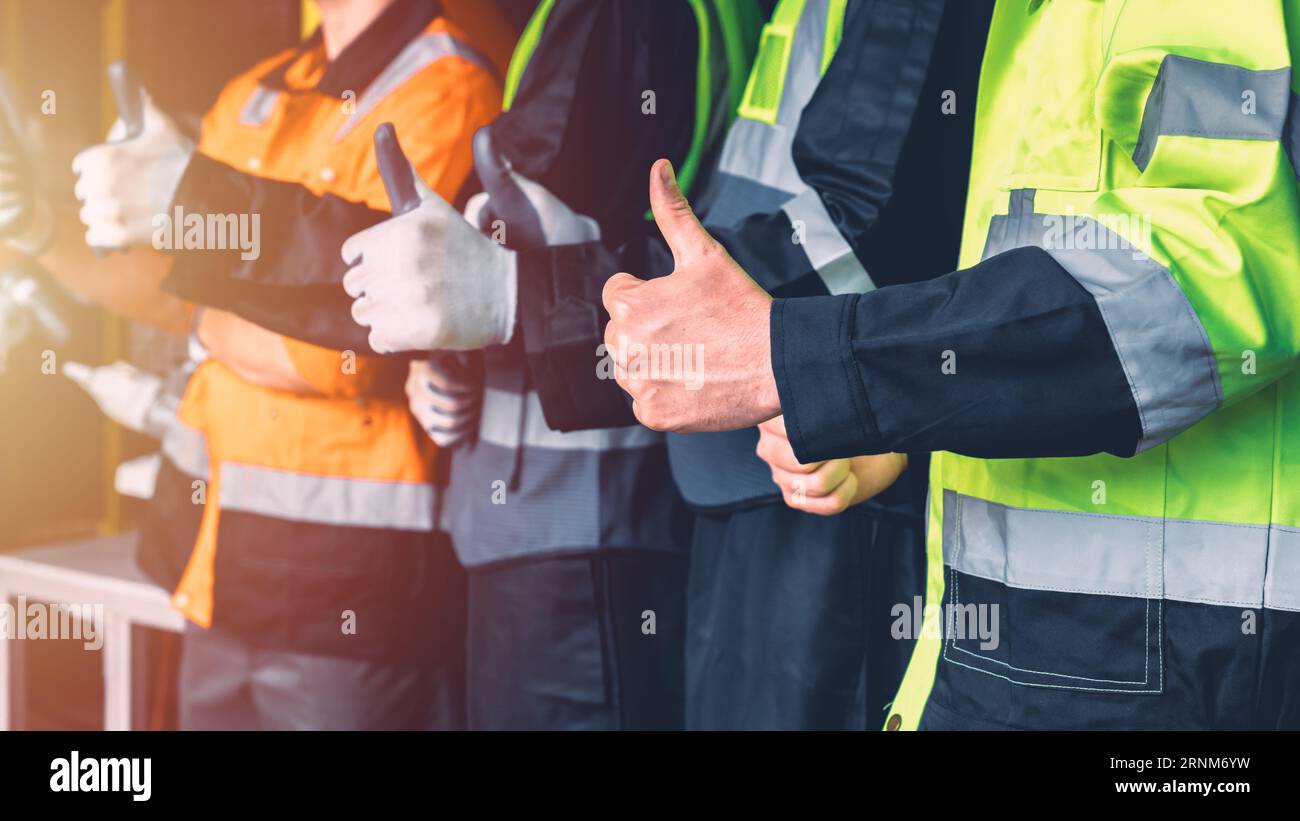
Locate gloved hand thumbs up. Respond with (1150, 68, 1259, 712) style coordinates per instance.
(471, 126, 599, 249)
(72, 61, 195, 251)
(340, 123, 519, 354)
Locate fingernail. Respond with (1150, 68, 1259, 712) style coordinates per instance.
(659, 160, 676, 189)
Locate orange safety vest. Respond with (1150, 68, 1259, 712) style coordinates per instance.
(171, 10, 508, 645)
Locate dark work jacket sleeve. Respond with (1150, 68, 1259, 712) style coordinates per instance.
(519, 0, 988, 431)
(502, 0, 698, 431)
(485, 0, 697, 249)
(771, 245, 1143, 464)
(163, 153, 391, 353)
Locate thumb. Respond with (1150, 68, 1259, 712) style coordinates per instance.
(374, 122, 432, 216)
(472, 126, 545, 249)
(106, 60, 146, 141)
(648, 159, 714, 266)
(140, 90, 172, 137)
(62, 360, 92, 387)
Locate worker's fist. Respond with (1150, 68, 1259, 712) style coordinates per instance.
(342, 162, 517, 354)
(72, 91, 194, 251)
(0, 70, 52, 256)
(406, 356, 483, 448)
(602, 159, 779, 432)
(755, 415, 907, 516)
(463, 127, 600, 248)
(343, 126, 599, 355)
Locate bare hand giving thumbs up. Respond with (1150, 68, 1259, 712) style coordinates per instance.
(601, 159, 780, 432)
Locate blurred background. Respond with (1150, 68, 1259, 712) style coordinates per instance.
(1, 0, 313, 729)
(1, 0, 302, 549)
(0, 0, 541, 733)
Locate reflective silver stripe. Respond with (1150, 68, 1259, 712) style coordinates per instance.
(942, 490, 1300, 612)
(219, 462, 434, 531)
(1163, 518, 1269, 608)
(1133, 55, 1291, 171)
(715, 0, 872, 293)
(479, 387, 661, 451)
(162, 419, 210, 480)
(983, 189, 1220, 450)
(334, 31, 491, 141)
(238, 86, 282, 127)
(718, 0, 827, 187)
(780, 186, 873, 294)
(1046, 223, 1220, 450)
(773, 0, 829, 127)
(717, 119, 803, 192)
(1266, 525, 1300, 611)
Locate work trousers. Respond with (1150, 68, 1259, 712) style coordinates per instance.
(686, 502, 925, 730)
(465, 550, 688, 730)
(177, 535, 467, 730)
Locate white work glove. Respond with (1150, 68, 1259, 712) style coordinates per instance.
(71, 92, 194, 251)
(115, 452, 162, 500)
(63, 360, 171, 438)
(0, 71, 53, 256)
(342, 128, 598, 354)
(405, 356, 483, 447)
(342, 171, 518, 354)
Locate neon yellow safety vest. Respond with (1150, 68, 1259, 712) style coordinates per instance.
(890, 0, 1300, 729)
(723, 0, 864, 293)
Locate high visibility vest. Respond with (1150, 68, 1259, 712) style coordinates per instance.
(170, 12, 505, 652)
(890, 0, 1300, 729)
(701, 0, 865, 293)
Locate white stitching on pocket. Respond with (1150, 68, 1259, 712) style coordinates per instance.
(942, 493, 1164, 693)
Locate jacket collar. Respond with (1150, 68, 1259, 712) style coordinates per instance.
(261, 0, 441, 95)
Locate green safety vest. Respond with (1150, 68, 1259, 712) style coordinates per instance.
(500, 0, 763, 199)
(717, 0, 866, 294)
(891, 0, 1300, 729)
(738, 0, 847, 125)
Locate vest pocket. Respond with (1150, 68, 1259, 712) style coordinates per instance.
(939, 490, 1164, 694)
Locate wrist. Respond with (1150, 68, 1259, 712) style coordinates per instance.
(755, 299, 780, 419)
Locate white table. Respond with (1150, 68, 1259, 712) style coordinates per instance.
(0, 532, 185, 730)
